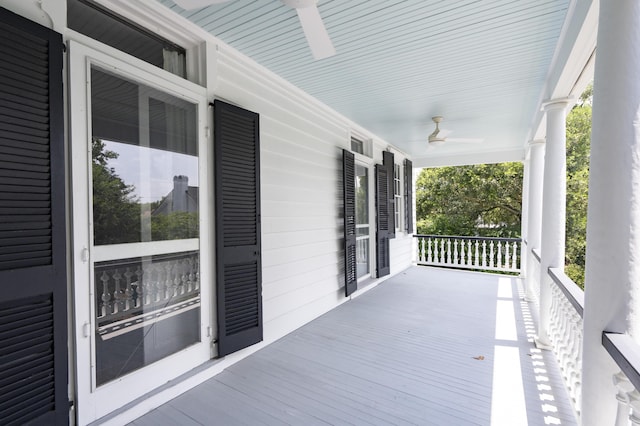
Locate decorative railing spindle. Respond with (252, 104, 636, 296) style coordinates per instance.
(95, 251, 201, 335)
(453, 240, 459, 265)
(482, 241, 487, 268)
(414, 235, 522, 273)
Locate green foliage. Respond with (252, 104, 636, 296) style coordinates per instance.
(416, 162, 523, 237)
(151, 212, 199, 240)
(564, 86, 592, 288)
(92, 138, 141, 245)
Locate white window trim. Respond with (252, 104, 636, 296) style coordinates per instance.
(394, 163, 402, 232)
(69, 40, 212, 425)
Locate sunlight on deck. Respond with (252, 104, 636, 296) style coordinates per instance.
(490, 276, 563, 426)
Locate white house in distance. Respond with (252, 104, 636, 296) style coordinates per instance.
(0, 0, 638, 425)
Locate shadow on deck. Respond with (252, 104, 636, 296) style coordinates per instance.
(129, 266, 577, 426)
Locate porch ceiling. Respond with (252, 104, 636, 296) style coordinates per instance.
(157, 0, 596, 167)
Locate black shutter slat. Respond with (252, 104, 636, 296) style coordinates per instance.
(215, 100, 263, 357)
(382, 151, 395, 239)
(404, 159, 413, 233)
(376, 164, 391, 277)
(342, 149, 357, 296)
(0, 7, 68, 425)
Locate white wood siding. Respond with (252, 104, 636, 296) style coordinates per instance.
(215, 45, 413, 342)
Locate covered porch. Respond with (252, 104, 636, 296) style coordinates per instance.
(128, 266, 577, 426)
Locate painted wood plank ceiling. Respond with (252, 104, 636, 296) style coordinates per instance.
(159, 0, 571, 164)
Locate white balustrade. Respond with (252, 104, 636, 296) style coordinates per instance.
(96, 251, 200, 324)
(547, 268, 584, 419)
(414, 235, 521, 273)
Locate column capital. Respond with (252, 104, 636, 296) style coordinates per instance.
(542, 97, 574, 112)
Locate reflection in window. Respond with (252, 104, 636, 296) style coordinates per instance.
(94, 252, 200, 385)
(90, 67, 201, 385)
(91, 68, 198, 245)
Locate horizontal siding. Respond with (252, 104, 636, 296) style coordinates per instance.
(216, 46, 412, 343)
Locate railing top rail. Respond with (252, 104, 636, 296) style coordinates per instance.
(603, 332, 640, 392)
(414, 234, 522, 243)
(548, 267, 584, 318)
(531, 248, 541, 262)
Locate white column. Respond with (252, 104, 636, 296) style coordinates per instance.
(582, 2, 640, 424)
(520, 154, 530, 276)
(525, 139, 545, 301)
(536, 99, 570, 349)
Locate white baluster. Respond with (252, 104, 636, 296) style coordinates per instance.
(497, 242, 503, 269)
(112, 269, 123, 313)
(427, 238, 433, 263)
(630, 388, 640, 426)
(467, 240, 473, 265)
(134, 266, 143, 307)
(453, 240, 459, 265)
(613, 371, 633, 426)
(446, 239, 451, 264)
(460, 240, 466, 266)
(440, 239, 446, 263)
(481, 241, 486, 267)
(512, 241, 519, 269)
(504, 242, 510, 270)
(473, 240, 480, 266)
(124, 268, 134, 311)
(100, 271, 110, 317)
(489, 241, 495, 268)
(195, 256, 200, 290)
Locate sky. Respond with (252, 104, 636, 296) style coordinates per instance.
(104, 140, 199, 203)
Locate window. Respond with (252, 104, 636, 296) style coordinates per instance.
(355, 164, 370, 278)
(394, 163, 402, 231)
(351, 137, 364, 155)
(68, 0, 187, 78)
(350, 135, 373, 157)
(90, 67, 200, 385)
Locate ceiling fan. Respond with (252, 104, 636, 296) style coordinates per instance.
(428, 116, 484, 147)
(171, 0, 336, 60)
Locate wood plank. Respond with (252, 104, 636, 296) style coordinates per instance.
(131, 267, 578, 426)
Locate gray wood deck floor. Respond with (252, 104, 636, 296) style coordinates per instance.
(130, 266, 578, 426)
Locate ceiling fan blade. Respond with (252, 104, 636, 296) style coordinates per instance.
(447, 138, 484, 143)
(172, 0, 230, 10)
(295, 6, 336, 60)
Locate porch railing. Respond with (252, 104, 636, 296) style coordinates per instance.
(548, 267, 584, 418)
(414, 235, 522, 273)
(604, 331, 640, 425)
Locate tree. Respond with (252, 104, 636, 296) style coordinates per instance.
(564, 86, 592, 288)
(92, 138, 141, 245)
(416, 162, 523, 237)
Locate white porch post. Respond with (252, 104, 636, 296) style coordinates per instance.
(525, 139, 545, 301)
(536, 100, 570, 349)
(520, 153, 530, 276)
(582, 1, 640, 424)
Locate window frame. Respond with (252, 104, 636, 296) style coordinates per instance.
(394, 162, 402, 232)
(68, 40, 212, 425)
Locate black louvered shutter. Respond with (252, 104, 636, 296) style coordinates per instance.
(404, 159, 413, 233)
(342, 150, 357, 296)
(382, 151, 395, 238)
(0, 7, 68, 425)
(375, 164, 391, 277)
(214, 100, 262, 357)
